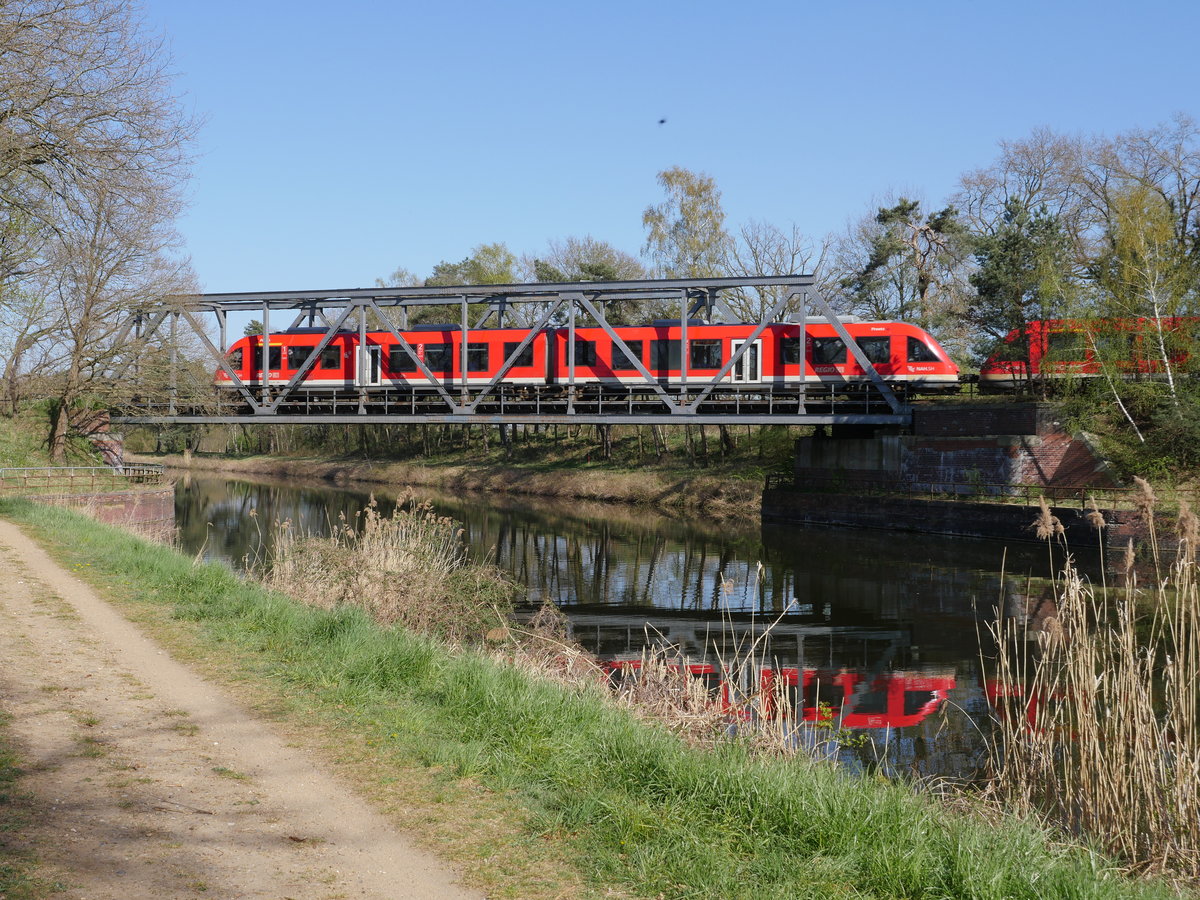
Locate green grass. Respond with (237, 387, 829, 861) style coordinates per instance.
(0, 498, 1179, 899)
(0, 409, 54, 468)
(0, 405, 104, 468)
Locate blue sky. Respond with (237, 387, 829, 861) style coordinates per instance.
(143, 0, 1198, 294)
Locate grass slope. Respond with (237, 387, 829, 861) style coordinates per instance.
(0, 499, 1176, 900)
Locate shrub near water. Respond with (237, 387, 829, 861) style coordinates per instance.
(263, 497, 517, 644)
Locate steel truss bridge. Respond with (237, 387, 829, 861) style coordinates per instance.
(111, 275, 912, 428)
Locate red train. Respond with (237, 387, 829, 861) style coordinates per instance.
(978, 317, 1198, 391)
(215, 320, 961, 394)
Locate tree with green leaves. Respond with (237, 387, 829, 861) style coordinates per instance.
(528, 235, 646, 325)
(642, 167, 733, 279)
(835, 198, 968, 333)
(1094, 186, 1199, 408)
(426, 242, 517, 287)
(967, 199, 1076, 386)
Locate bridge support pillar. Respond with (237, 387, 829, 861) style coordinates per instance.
(792, 403, 1117, 495)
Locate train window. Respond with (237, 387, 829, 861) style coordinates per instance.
(903, 690, 938, 717)
(253, 346, 282, 370)
(1090, 329, 1133, 361)
(652, 339, 681, 370)
(906, 337, 939, 363)
(226, 348, 243, 370)
(1162, 323, 1195, 361)
(858, 337, 891, 364)
(854, 688, 888, 716)
(502, 341, 535, 367)
(286, 346, 312, 370)
(388, 346, 419, 373)
(689, 339, 723, 369)
(612, 339, 644, 370)
(320, 346, 341, 370)
(1046, 331, 1087, 360)
(804, 681, 846, 712)
(423, 343, 451, 373)
(779, 338, 802, 365)
(572, 339, 597, 367)
(811, 337, 847, 364)
(467, 343, 490, 372)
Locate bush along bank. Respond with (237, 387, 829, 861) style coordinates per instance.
(0, 499, 1179, 900)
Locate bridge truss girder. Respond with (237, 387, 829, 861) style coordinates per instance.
(111, 275, 912, 428)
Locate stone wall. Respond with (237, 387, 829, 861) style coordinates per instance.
(795, 403, 1117, 494)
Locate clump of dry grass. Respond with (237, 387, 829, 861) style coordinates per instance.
(991, 489, 1200, 880)
(262, 496, 516, 643)
(488, 600, 605, 687)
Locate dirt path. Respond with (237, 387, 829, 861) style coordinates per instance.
(0, 519, 484, 900)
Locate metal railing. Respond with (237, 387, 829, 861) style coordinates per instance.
(0, 464, 166, 496)
(764, 473, 1136, 509)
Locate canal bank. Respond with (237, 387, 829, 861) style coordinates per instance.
(130, 451, 766, 519)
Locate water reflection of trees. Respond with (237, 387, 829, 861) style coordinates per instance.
(174, 475, 377, 568)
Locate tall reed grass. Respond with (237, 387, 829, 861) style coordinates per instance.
(991, 480, 1200, 879)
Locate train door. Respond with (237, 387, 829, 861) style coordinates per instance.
(356, 345, 382, 387)
(730, 339, 761, 383)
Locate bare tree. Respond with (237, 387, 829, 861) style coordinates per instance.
(519, 235, 647, 326)
(955, 128, 1092, 240)
(42, 182, 194, 460)
(0, 0, 198, 449)
(0, 0, 195, 226)
(523, 234, 645, 284)
(1085, 114, 1200, 258)
(722, 220, 828, 321)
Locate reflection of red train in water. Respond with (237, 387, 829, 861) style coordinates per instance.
(216, 320, 961, 395)
(979, 317, 1198, 392)
(761, 668, 955, 729)
(984, 678, 1066, 732)
(600, 660, 955, 730)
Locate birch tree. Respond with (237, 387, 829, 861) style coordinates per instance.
(642, 167, 733, 279)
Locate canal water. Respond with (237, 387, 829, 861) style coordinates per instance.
(173, 472, 1091, 780)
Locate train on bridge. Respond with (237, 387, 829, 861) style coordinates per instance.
(215, 319, 962, 398)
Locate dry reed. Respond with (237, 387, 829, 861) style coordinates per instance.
(991, 489, 1200, 880)
(262, 496, 516, 643)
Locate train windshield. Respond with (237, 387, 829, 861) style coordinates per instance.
(906, 337, 939, 363)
